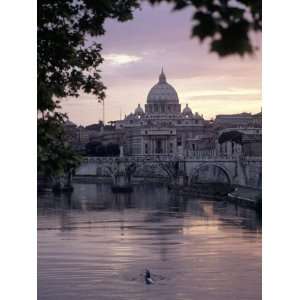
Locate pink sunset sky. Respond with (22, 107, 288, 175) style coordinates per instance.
(60, 2, 261, 126)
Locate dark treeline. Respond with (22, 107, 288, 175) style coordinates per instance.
(85, 142, 120, 157)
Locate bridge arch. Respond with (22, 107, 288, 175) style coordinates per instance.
(189, 163, 232, 184)
(132, 161, 170, 179)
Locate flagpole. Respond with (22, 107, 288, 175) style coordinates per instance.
(102, 99, 105, 125)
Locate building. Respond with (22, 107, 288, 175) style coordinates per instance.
(186, 134, 217, 158)
(214, 113, 253, 126)
(251, 111, 262, 127)
(65, 69, 262, 159)
(217, 128, 261, 157)
(116, 69, 209, 156)
(214, 112, 262, 129)
(242, 133, 262, 157)
(63, 121, 103, 153)
(63, 120, 78, 144)
(90, 125, 125, 146)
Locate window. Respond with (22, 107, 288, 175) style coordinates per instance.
(169, 143, 173, 153)
(177, 136, 182, 146)
(156, 140, 162, 154)
(145, 143, 148, 154)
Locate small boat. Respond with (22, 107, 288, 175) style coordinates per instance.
(144, 269, 154, 284)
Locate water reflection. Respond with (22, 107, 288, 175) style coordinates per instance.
(38, 183, 261, 300)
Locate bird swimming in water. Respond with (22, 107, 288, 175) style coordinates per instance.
(144, 269, 154, 284)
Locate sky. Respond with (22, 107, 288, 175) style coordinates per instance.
(60, 2, 261, 126)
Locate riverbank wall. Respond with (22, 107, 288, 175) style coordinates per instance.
(168, 182, 233, 200)
(168, 182, 261, 211)
(227, 186, 262, 211)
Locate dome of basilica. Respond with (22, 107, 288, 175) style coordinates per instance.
(134, 103, 144, 115)
(147, 69, 179, 104)
(182, 103, 193, 115)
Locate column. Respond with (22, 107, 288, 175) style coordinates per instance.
(227, 141, 232, 157)
(151, 138, 154, 154)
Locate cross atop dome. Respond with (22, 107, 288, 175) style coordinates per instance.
(159, 67, 166, 83)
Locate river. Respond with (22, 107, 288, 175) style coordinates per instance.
(38, 182, 261, 300)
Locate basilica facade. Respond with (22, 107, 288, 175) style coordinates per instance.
(115, 69, 210, 156)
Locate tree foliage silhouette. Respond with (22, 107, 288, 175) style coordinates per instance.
(218, 130, 243, 144)
(149, 0, 261, 56)
(38, 0, 139, 177)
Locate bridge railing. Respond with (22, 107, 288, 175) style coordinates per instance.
(186, 150, 240, 160)
(82, 155, 240, 164)
(243, 156, 262, 162)
(82, 155, 178, 164)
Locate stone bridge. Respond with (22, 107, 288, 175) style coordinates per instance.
(76, 155, 261, 189)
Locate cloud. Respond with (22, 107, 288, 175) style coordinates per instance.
(103, 53, 142, 65)
(181, 88, 261, 98)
